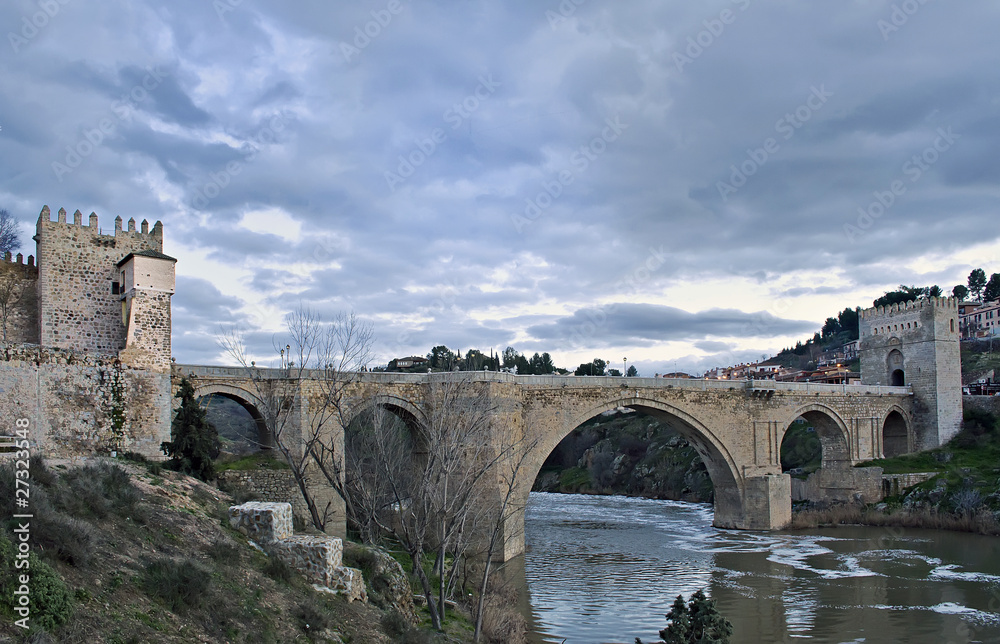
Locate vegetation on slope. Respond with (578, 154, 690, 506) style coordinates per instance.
(791, 409, 1000, 533)
(0, 456, 475, 643)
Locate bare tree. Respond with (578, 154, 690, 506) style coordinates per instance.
(0, 209, 19, 256)
(345, 374, 534, 633)
(218, 306, 374, 531)
(472, 428, 536, 643)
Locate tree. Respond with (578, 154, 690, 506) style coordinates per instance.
(161, 378, 220, 481)
(837, 307, 860, 341)
(821, 316, 841, 338)
(927, 285, 943, 298)
(575, 358, 607, 376)
(528, 351, 556, 375)
(219, 306, 375, 532)
(345, 376, 528, 633)
(985, 273, 1000, 302)
(607, 368, 622, 377)
(953, 284, 970, 301)
(969, 268, 987, 301)
(636, 589, 732, 644)
(428, 345, 457, 370)
(0, 208, 19, 256)
(501, 346, 519, 370)
(627, 365, 639, 377)
(873, 285, 924, 308)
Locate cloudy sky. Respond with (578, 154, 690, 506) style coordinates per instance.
(2, 0, 999, 375)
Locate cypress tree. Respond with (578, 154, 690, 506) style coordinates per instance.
(161, 378, 220, 481)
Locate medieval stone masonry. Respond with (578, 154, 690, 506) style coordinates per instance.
(859, 296, 963, 449)
(0, 206, 175, 457)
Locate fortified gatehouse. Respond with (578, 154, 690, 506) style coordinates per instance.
(859, 297, 962, 451)
(0, 206, 175, 457)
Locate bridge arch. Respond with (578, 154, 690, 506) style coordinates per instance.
(343, 394, 425, 432)
(781, 403, 852, 468)
(190, 383, 271, 449)
(524, 396, 747, 530)
(881, 405, 912, 457)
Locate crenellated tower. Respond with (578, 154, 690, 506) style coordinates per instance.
(859, 297, 962, 450)
(33, 205, 174, 370)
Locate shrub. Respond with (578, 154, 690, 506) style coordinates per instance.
(262, 554, 294, 584)
(55, 461, 142, 520)
(141, 557, 210, 613)
(206, 539, 242, 565)
(294, 601, 328, 634)
(381, 609, 410, 637)
(0, 532, 74, 632)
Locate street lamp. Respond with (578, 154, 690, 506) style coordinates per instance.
(623, 357, 628, 377)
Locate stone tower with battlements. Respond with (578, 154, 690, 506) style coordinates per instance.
(33, 205, 175, 371)
(0, 206, 177, 459)
(859, 297, 962, 450)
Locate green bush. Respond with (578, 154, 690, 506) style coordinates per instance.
(637, 589, 732, 644)
(140, 557, 210, 613)
(0, 532, 74, 632)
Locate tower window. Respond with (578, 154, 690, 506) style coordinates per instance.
(112, 282, 120, 295)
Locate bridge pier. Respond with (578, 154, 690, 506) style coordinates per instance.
(736, 474, 792, 530)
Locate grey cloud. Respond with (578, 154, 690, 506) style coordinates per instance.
(526, 304, 817, 348)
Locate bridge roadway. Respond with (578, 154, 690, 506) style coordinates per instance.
(174, 366, 913, 559)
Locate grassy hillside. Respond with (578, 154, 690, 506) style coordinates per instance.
(855, 408, 1000, 520)
(0, 457, 491, 643)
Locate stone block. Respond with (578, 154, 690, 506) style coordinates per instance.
(327, 566, 368, 603)
(271, 534, 344, 586)
(229, 502, 293, 543)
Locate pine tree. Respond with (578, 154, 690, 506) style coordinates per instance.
(636, 589, 732, 644)
(161, 378, 220, 481)
(688, 589, 732, 643)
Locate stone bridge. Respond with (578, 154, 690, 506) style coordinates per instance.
(173, 366, 913, 559)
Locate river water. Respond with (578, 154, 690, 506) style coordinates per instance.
(518, 492, 1000, 644)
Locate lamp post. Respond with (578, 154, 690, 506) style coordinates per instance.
(623, 357, 628, 377)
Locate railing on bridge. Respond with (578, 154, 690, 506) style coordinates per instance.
(174, 365, 911, 396)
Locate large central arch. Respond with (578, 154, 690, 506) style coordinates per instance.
(521, 396, 748, 532)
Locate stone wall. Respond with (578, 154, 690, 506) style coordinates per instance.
(0, 254, 39, 344)
(790, 467, 884, 504)
(0, 344, 170, 457)
(859, 297, 963, 449)
(216, 468, 310, 521)
(963, 394, 1000, 416)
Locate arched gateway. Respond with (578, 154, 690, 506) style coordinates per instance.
(173, 366, 920, 560)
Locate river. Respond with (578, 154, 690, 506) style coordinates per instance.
(517, 492, 1000, 644)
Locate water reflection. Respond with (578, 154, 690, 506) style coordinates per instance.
(518, 492, 1000, 644)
